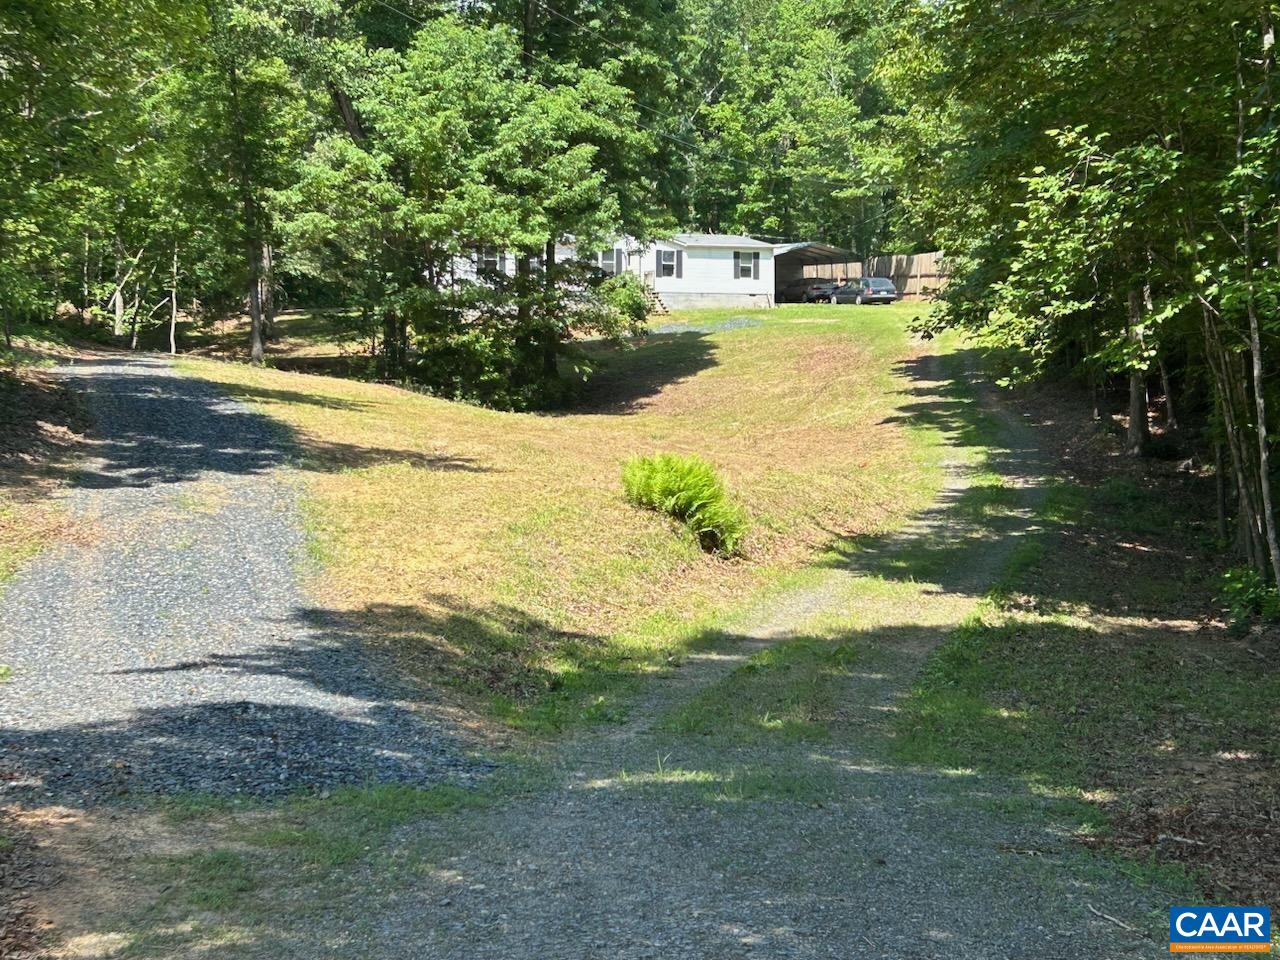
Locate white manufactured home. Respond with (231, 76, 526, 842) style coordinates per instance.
(453, 233, 777, 310)
(588, 234, 775, 310)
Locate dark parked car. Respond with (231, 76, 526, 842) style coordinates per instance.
(832, 277, 900, 304)
(780, 280, 812, 302)
(796, 279, 840, 303)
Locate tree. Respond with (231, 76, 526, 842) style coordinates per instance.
(0, 0, 201, 345)
(875, 0, 1280, 585)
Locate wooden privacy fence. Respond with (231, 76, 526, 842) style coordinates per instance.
(803, 251, 947, 301)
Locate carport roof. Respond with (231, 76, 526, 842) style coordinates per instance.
(773, 241, 853, 264)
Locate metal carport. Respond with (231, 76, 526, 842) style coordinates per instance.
(772, 242, 854, 302)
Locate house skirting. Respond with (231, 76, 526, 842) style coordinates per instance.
(658, 291, 774, 309)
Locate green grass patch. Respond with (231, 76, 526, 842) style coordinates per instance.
(894, 471, 1279, 799)
(129, 782, 500, 955)
(158, 849, 260, 911)
(664, 636, 858, 741)
(0, 317, 106, 368)
(615, 760, 834, 804)
(895, 607, 1280, 786)
(241, 783, 484, 868)
(623, 452, 749, 555)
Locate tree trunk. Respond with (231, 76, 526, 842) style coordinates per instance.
(111, 286, 125, 337)
(398, 309, 408, 373)
(1232, 24, 1280, 585)
(328, 82, 366, 141)
(1245, 294, 1280, 587)
(247, 240, 265, 365)
(106, 245, 144, 337)
(1157, 356, 1178, 431)
(226, 59, 265, 365)
(516, 254, 532, 332)
(82, 233, 91, 318)
(381, 307, 398, 379)
(542, 238, 558, 380)
(169, 243, 179, 356)
(1085, 320, 1100, 420)
(521, 0, 536, 64)
(1206, 306, 1268, 570)
(128, 279, 150, 351)
(1125, 287, 1149, 456)
(1216, 441, 1229, 544)
(261, 243, 275, 340)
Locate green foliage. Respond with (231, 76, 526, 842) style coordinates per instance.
(407, 307, 547, 411)
(599, 273, 650, 335)
(622, 453, 749, 555)
(873, 0, 1280, 586)
(666, 0, 889, 253)
(1221, 566, 1280, 627)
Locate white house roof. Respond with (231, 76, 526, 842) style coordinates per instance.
(671, 233, 774, 249)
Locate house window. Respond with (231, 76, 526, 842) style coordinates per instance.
(598, 250, 618, 276)
(479, 247, 499, 272)
(737, 253, 753, 278)
(659, 249, 676, 277)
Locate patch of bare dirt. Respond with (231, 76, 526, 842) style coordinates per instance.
(5, 806, 220, 960)
(0, 809, 53, 959)
(0, 368, 87, 499)
(1018, 376, 1279, 902)
(1102, 774, 1280, 903)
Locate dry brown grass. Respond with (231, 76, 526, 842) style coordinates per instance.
(180, 305, 950, 728)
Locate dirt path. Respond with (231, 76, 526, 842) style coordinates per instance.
(0, 354, 485, 805)
(236, 350, 1169, 959)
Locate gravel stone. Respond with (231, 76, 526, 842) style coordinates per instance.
(650, 315, 765, 334)
(0, 354, 488, 804)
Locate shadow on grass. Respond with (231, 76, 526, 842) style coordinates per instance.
(0, 366, 87, 500)
(571, 331, 718, 414)
(0, 355, 493, 493)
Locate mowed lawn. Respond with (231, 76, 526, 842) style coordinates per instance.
(180, 304, 954, 729)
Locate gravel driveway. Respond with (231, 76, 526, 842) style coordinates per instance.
(0, 354, 485, 804)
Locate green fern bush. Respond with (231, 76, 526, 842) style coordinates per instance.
(622, 453, 749, 556)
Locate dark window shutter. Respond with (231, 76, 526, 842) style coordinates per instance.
(499, 252, 507, 274)
(676, 250, 683, 279)
(615, 248, 623, 274)
(733, 251, 741, 279)
(752, 251, 760, 280)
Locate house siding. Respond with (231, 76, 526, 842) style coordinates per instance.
(449, 235, 776, 309)
(647, 242, 774, 308)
